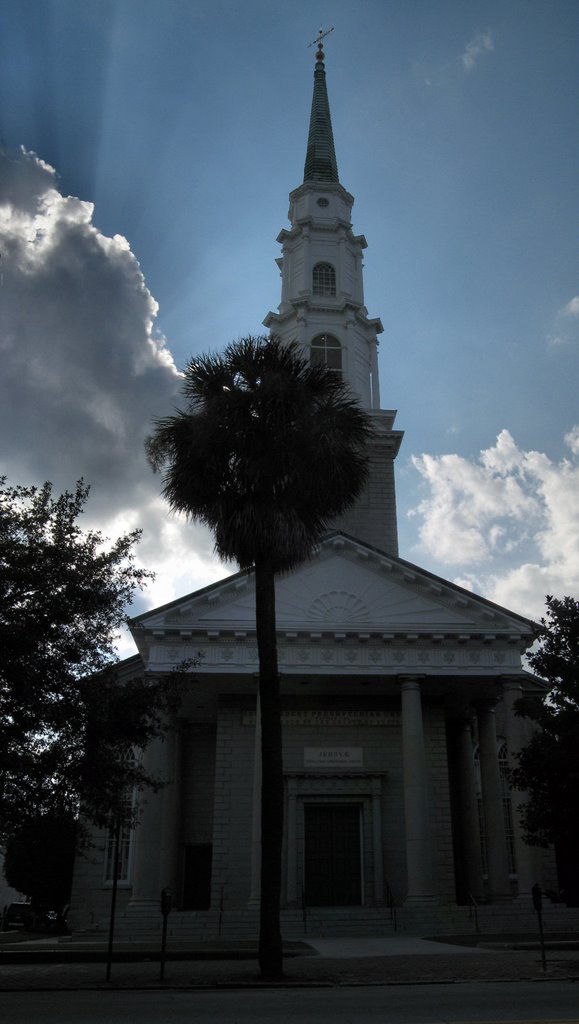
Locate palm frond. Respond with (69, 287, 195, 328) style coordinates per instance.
(146, 335, 373, 572)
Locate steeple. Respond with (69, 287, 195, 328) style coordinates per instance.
(303, 38, 339, 184)
(264, 35, 404, 554)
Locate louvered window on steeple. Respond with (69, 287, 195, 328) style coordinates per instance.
(312, 262, 336, 296)
(311, 333, 342, 373)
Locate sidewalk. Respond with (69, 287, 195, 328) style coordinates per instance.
(1, 935, 579, 989)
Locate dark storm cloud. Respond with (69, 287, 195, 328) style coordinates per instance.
(0, 148, 222, 614)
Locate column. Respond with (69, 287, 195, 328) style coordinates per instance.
(248, 691, 261, 905)
(158, 721, 181, 893)
(130, 729, 177, 907)
(371, 778, 385, 904)
(296, 311, 307, 345)
(369, 338, 381, 410)
(476, 701, 511, 901)
(337, 232, 346, 297)
(401, 677, 435, 901)
(302, 226, 311, 291)
(455, 717, 484, 901)
(502, 679, 540, 897)
(286, 778, 298, 906)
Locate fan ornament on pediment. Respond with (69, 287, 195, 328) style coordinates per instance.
(308, 589, 369, 624)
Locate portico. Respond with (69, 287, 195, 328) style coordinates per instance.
(105, 533, 538, 922)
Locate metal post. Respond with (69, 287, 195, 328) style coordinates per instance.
(532, 883, 547, 971)
(105, 816, 121, 982)
(218, 885, 224, 938)
(159, 887, 173, 981)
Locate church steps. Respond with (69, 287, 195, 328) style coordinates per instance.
(86, 903, 579, 944)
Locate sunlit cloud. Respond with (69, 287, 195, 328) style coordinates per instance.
(409, 428, 579, 620)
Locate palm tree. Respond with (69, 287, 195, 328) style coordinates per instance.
(146, 335, 373, 978)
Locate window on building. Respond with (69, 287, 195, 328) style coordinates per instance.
(313, 262, 336, 297)
(310, 333, 342, 373)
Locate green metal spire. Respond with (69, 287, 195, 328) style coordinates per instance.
(303, 38, 339, 184)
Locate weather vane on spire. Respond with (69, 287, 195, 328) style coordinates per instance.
(308, 25, 334, 51)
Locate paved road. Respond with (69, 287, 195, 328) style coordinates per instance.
(1, 982, 578, 1023)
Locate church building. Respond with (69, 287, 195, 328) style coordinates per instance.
(70, 40, 561, 938)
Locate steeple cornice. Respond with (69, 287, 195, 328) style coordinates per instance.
(290, 181, 353, 204)
(276, 218, 365, 248)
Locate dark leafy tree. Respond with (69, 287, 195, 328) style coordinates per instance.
(0, 478, 184, 842)
(146, 335, 372, 978)
(3, 813, 77, 929)
(511, 595, 579, 903)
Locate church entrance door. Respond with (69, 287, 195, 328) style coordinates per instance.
(304, 803, 362, 906)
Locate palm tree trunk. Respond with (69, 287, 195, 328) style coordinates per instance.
(254, 558, 284, 979)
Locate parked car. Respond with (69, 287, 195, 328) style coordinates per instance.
(1, 902, 35, 931)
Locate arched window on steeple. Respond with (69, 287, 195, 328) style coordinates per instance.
(310, 333, 342, 373)
(312, 262, 336, 297)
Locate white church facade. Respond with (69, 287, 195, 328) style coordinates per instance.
(70, 41, 561, 938)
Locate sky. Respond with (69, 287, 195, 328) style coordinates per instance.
(0, 0, 578, 653)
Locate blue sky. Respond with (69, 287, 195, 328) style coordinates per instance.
(1, 0, 578, 643)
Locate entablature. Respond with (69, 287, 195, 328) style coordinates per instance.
(138, 626, 531, 678)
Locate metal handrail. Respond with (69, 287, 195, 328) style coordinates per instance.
(384, 880, 397, 931)
(467, 891, 480, 933)
(218, 885, 224, 937)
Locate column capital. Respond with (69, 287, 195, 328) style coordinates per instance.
(474, 697, 498, 714)
(454, 713, 476, 737)
(398, 675, 425, 691)
(501, 677, 524, 695)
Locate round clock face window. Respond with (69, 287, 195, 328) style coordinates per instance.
(316, 197, 329, 207)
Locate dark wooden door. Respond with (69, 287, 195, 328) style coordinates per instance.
(304, 804, 362, 906)
(182, 844, 212, 910)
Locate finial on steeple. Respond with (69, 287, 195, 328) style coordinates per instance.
(308, 25, 334, 62)
(303, 26, 339, 184)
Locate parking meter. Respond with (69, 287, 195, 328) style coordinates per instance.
(532, 883, 547, 970)
(160, 887, 173, 981)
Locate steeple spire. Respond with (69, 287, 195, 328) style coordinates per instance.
(303, 31, 339, 184)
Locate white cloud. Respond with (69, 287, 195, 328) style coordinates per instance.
(0, 147, 227, 649)
(562, 296, 579, 317)
(565, 426, 579, 456)
(545, 295, 579, 347)
(461, 30, 494, 71)
(410, 428, 579, 620)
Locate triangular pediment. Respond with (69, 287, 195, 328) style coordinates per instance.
(132, 533, 533, 642)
